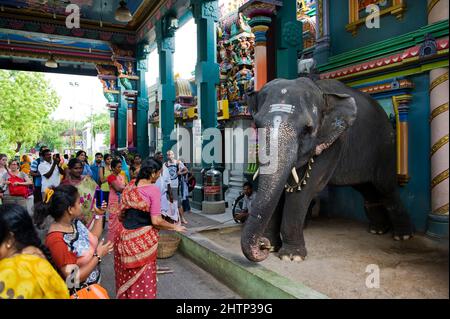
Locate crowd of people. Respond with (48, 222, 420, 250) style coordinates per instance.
(0, 148, 193, 299)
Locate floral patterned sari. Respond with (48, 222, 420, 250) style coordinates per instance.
(61, 175, 98, 227)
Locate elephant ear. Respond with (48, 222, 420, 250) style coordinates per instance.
(315, 92, 357, 155)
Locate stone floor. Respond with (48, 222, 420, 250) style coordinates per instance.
(192, 210, 449, 299)
(101, 250, 240, 299)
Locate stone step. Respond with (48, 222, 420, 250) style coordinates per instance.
(229, 178, 246, 184)
(178, 230, 328, 299)
(228, 181, 244, 187)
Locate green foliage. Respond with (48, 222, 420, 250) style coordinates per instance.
(34, 120, 84, 152)
(0, 70, 59, 156)
(87, 112, 109, 140)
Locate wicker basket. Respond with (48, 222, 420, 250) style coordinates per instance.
(157, 233, 181, 259)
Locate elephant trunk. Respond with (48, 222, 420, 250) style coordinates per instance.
(241, 151, 296, 262)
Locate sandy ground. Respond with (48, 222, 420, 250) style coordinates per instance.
(200, 217, 449, 299)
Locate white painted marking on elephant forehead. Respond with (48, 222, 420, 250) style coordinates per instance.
(281, 88, 287, 94)
(269, 104, 295, 114)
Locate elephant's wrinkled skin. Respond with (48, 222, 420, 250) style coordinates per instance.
(242, 77, 413, 263)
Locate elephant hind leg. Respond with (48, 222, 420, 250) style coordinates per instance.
(375, 185, 414, 240)
(353, 183, 391, 234)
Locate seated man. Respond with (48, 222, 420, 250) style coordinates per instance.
(235, 182, 256, 223)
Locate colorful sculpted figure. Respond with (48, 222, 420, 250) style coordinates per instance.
(219, 83, 228, 100)
(108, 79, 117, 91)
(126, 61, 134, 76)
(238, 13, 252, 34)
(227, 79, 239, 101)
(235, 65, 253, 97)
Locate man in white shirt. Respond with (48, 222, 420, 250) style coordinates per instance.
(38, 149, 64, 200)
(163, 150, 188, 224)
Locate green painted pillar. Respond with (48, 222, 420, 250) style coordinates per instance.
(192, 0, 220, 165)
(136, 43, 151, 158)
(191, 0, 221, 210)
(117, 82, 128, 149)
(156, 18, 177, 158)
(275, 0, 302, 79)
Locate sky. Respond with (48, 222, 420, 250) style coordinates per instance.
(46, 73, 108, 121)
(146, 18, 198, 86)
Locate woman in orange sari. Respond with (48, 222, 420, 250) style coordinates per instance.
(106, 159, 126, 242)
(114, 158, 186, 299)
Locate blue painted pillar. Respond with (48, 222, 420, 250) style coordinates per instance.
(136, 42, 150, 158)
(117, 82, 128, 149)
(156, 18, 177, 157)
(192, 0, 220, 166)
(275, 0, 302, 79)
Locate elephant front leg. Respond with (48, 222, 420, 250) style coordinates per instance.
(279, 191, 312, 262)
(263, 193, 284, 252)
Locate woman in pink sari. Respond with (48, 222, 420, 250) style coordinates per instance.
(106, 159, 126, 242)
(114, 158, 186, 299)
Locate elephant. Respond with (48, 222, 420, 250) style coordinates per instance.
(241, 77, 413, 263)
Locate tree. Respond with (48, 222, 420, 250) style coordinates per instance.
(0, 71, 60, 156)
(35, 120, 84, 152)
(83, 112, 110, 149)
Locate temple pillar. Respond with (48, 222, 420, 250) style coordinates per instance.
(109, 108, 117, 150)
(156, 17, 177, 157)
(191, 0, 221, 210)
(117, 82, 128, 149)
(240, 0, 282, 90)
(136, 43, 151, 158)
(274, 0, 302, 79)
(127, 102, 136, 150)
(314, 0, 331, 65)
(427, 0, 449, 238)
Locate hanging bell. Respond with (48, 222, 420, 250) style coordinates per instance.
(306, 172, 310, 178)
(297, 185, 302, 191)
(311, 158, 315, 164)
(302, 180, 307, 186)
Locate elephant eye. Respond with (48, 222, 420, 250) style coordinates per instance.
(302, 125, 313, 135)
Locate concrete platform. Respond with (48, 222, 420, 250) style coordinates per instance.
(180, 209, 449, 299)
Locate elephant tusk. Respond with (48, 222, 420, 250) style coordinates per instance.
(291, 167, 300, 184)
(253, 168, 260, 181)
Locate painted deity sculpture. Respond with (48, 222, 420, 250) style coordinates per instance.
(235, 65, 253, 97)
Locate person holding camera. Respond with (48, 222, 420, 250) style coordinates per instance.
(38, 150, 64, 200)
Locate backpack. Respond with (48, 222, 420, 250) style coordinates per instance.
(7, 173, 29, 198)
(187, 173, 196, 193)
(32, 158, 41, 184)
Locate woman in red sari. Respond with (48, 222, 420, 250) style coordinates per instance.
(106, 159, 126, 242)
(114, 158, 186, 299)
